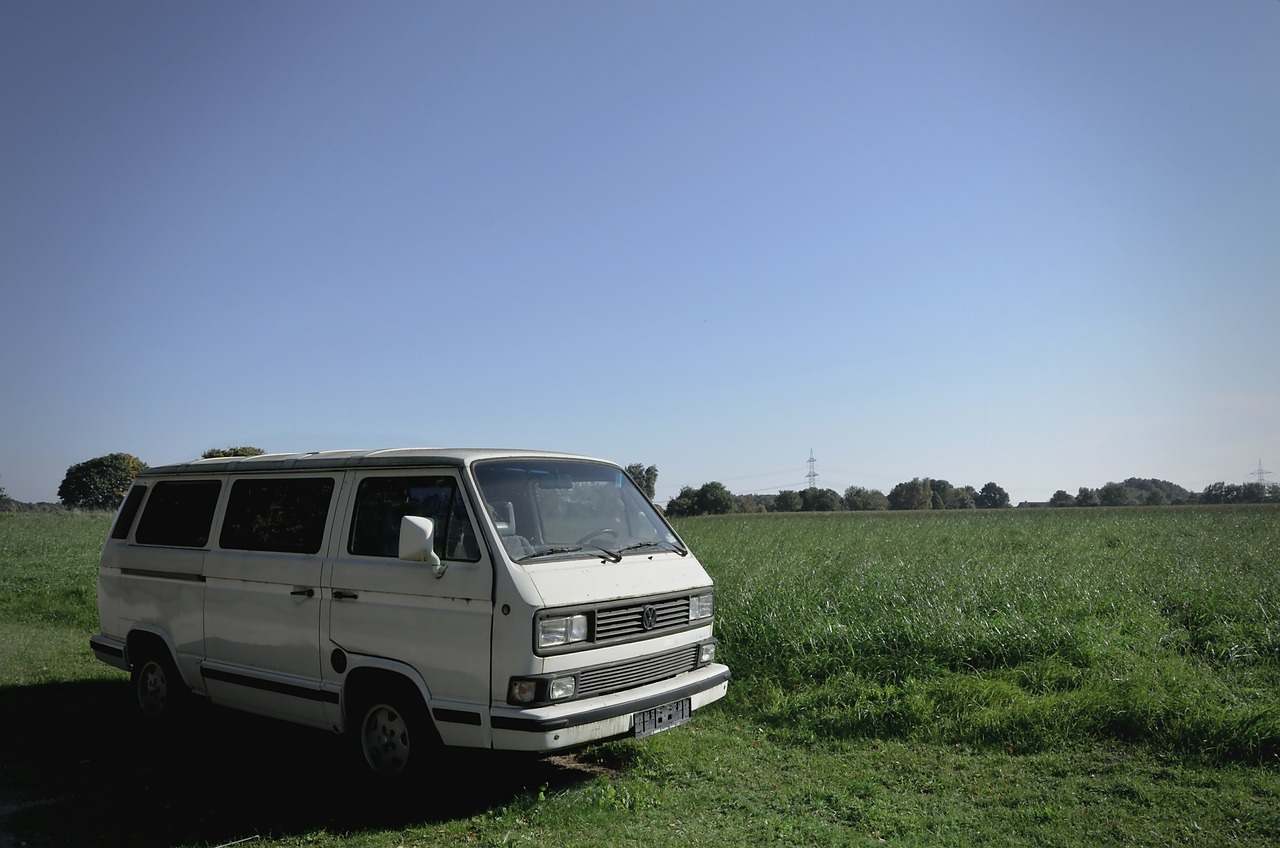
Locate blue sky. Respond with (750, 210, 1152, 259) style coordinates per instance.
(3, 0, 1278, 506)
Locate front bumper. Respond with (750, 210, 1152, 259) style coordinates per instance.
(490, 662, 731, 751)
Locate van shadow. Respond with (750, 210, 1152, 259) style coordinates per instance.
(0, 679, 608, 848)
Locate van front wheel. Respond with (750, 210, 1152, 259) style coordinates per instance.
(353, 686, 435, 778)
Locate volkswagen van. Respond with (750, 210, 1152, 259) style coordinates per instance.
(90, 449, 729, 777)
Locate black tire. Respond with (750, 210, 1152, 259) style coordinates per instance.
(350, 683, 437, 779)
(130, 647, 187, 722)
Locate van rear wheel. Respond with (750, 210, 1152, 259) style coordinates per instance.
(352, 684, 436, 778)
(131, 649, 186, 721)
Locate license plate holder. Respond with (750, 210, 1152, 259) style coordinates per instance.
(634, 697, 692, 738)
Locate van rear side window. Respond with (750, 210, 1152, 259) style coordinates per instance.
(220, 477, 335, 554)
(111, 486, 148, 540)
(135, 481, 222, 548)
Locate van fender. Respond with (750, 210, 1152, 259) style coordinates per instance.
(338, 655, 490, 749)
(337, 655, 433, 730)
(124, 625, 204, 697)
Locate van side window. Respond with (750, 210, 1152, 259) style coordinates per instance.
(135, 481, 222, 548)
(111, 485, 148, 540)
(350, 476, 480, 562)
(220, 477, 335, 554)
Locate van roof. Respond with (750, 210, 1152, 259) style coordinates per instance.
(137, 448, 607, 477)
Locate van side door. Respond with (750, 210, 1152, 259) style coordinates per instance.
(324, 470, 493, 745)
(201, 474, 338, 727)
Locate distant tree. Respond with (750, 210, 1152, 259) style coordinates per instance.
(203, 446, 266, 458)
(801, 487, 843, 512)
(665, 482, 737, 516)
(695, 482, 736, 516)
(929, 479, 953, 510)
(664, 486, 699, 517)
(58, 453, 147, 510)
(1049, 490, 1076, 508)
(974, 482, 1010, 509)
(1098, 482, 1133, 507)
(625, 463, 659, 500)
(888, 478, 932, 510)
(774, 490, 802, 512)
(843, 486, 889, 511)
(1201, 482, 1233, 505)
(1120, 477, 1185, 505)
(0, 475, 6, 501)
(1076, 487, 1100, 507)
(734, 493, 768, 513)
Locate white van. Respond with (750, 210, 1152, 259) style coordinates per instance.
(91, 449, 729, 777)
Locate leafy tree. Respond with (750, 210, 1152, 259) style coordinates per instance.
(58, 453, 147, 510)
(625, 463, 659, 500)
(734, 494, 768, 513)
(1076, 487, 1100, 507)
(888, 478, 932, 511)
(664, 486, 699, 517)
(695, 482, 736, 516)
(665, 481, 736, 517)
(1122, 477, 1193, 505)
(929, 479, 953, 510)
(1098, 482, 1133, 507)
(801, 487, 843, 512)
(1049, 489, 1076, 508)
(974, 482, 1010, 509)
(774, 490, 803, 512)
(843, 486, 889, 511)
(203, 446, 266, 459)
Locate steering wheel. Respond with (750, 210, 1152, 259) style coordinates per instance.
(576, 528, 617, 546)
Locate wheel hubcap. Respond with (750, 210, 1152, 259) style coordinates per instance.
(138, 662, 168, 716)
(362, 705, 410, 775)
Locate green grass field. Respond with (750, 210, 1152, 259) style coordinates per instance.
(1, 507, 1277, 847)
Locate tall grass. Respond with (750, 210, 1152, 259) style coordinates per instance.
(0, 511, 108, 632)
(679, 507, 1280, 763)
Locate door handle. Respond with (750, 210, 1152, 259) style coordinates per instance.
(290, 587, 315, 598)
(332, 590, 359, 600)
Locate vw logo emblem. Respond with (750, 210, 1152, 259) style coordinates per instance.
(641, 605, 658, 631)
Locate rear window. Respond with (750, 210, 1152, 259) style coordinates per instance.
(135, 481, 222, 548)
(219, 477, 335, 554)
(110, 485, 148, 540)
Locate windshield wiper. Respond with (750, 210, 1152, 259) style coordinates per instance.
(517, 544, 623, 564)
(617, 540, 689, 557)
(583, 544, 623, 563)
(516, 546, 584, 562)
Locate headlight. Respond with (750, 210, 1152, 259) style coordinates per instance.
(699, 642, 717, 665)
(549, 675, 576, 700)
(690, 593, 714, 621)
(537, 614, 589, 649)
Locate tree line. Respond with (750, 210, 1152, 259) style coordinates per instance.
(4, 452, 1276, 514)
(655, 474, 1280, 517)
(662, 477, 1011, 516)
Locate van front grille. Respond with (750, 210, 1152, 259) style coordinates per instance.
(576, 645, 699, 699)
(595, 597, 691, 641)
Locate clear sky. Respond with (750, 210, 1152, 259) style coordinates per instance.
(3, 1, 1278, 507)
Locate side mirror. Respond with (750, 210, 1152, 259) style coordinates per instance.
(399, 516, 445, 576)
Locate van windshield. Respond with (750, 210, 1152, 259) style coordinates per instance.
(472, 459, 686, 563)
